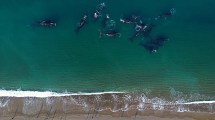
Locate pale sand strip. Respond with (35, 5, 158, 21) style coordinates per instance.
(0, 115, 196, 120)
(1, 109, 214, 120)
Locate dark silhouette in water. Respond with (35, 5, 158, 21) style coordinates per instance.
(101, 14, 110, 28)
(140, 35, 169, 53)
(92, 2, 106, 21)
(71, 3, 174, 53)
(155, 8, 176, 20)
(140, 42, 159, 53)
(129, 23, 154, 42)
(100, 29, 121, 38)
(120, 14, 141, 24)
(151, 36, 169, 46)
(75, 15, 88, 33)
(31, 16, 58, 28)
(100, 15, 121, 38)
(31, 19, 56, 28)
(38, 20, 57, 27)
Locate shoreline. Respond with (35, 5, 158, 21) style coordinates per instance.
(0, 89, 214, 104)
(0, 89, 125, 97)
(0, 92, 214, 119)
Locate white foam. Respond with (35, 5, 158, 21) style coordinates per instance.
(0, 97, 10, 107)
(182, 101, 215, 104)
(0, 90, 124, 98)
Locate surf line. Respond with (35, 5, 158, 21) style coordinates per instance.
(0, 90, 124, 98)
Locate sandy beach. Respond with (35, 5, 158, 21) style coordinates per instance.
(0, 115, 199, 120)
(0, 110, 214, 120)
(0, 93, 214, 120)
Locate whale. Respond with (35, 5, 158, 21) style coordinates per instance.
(140, 35, 169, 53)
(93, 2, 106, 20)
(151, 36, 169, 46)
(155, 8, 176, 20)
(129, 23, 154, 41)
(75, 15, 88, 32)
(120, 15, 140, 24)
(38, 20, 56, 27)
(100, 29, 121, 38)
(101, 14, 110, 28)
(140, 42, 158, 53)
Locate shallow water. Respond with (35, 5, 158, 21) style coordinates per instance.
(0, 0, 215, 102)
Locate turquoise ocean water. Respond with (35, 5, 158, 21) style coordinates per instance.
(0, 0, 215, 101)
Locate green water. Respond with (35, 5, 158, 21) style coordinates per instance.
(0, 0, 215, 97)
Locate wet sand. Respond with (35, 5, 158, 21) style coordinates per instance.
(0, 110, 214, 120)
(0, 93, 214, 120)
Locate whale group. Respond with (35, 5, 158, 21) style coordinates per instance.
(33, 2, 176, 53)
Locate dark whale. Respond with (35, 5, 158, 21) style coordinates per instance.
(100, 29, 121, 38)
(140, 42, 159, 53)
(120, 15, 140, 24)
(75, 15, 88, 33)
(101, 14, 110, 28)
(36, 20, 57, 27)
(129, 23, 154, 41)
(93, 2, 106, 20)
(100, 15, 121, 38)
(155, 8, 176, 20)
(140, 36, 169, 53)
